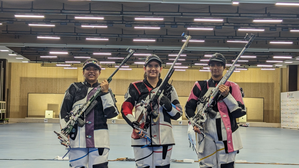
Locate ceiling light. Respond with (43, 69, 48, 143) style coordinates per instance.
(169, 58, 185, 61)
(275, 64, 283, 66)
(226, 64, 241, 66)
(15, 14, 44, 18)
(74, 56, 91, 59)
(166, 62, 182, 65)
(235, 68, 248, 71)
(276, 2, 299, 6)
(50, 51, 68, 55)
(261, 68, 276, 70)
(238, 28, 265, 32)
(273, 56, 293, 59)
(108, 57, 124, 60)
(199, 69, 210, 72)
(134, 27, 160, 29)
(234, 70, 240, 72)
(9, 54, 17, 56)
(194, 18, 223, 22)
(174, 66, 188, 69)
(187, 27, 214, 31)
(266, 60, 283, 63)
(227, 40, 248, 43)
(134, 62, 145, 65)
(16, 57, 23, 59)
(65, 61, 81, 64)
(204, 54, 213, 57)
(0, 50, 9, 52)
(93, 52, 111, 55)
(86, 38, 109, 41)
(28, 24, 55, 27)
(253, 19, 283, 23)
(175, 69, 186, 72)
(168, 54, 187, 57)
(195, 63, 208, 66)
(135, 17, 164, 21)
(200, 59, 210, 62)
(232, 2, 239, 5)
(75, 16, 104, 20)
(241, 55, 256, 58)
(37, 36, 60, 39)
(119, 68, 132, 71)
(285, 61, 293, 64)
(56, 64, 71, 67)
(0, 23, 2, 25)
(115, 65, 129, 68)
(232, 60, 249, 62)
(182, 39, 205, 42)
(81, 25, 107, 28)
(40, 56, 57, 58)
(22, 61, 29, 63)
(290, 30, 299, 32)
(257, 64, 273, 67)
(203, 67, 210, 69)
(133, 39, 156, 42)
(100, 61, 115, 64)
(270, 41, 293, 44)
(134, 53, 152, 56)
(64, 67, 78, 69)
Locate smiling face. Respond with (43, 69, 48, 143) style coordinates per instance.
(209, 61, 224, 79)
(83, 65, 101, 84)
(143, 60, 162, 79)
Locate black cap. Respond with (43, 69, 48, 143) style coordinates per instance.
(83, 58, 101, 70)
(144, 54, 162, 67)
(208, 53, 226, 67)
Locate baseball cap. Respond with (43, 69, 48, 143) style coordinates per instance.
(83, 58, 101, 70)
(208, 53, 226, 67)
(144, 54, 162, 67)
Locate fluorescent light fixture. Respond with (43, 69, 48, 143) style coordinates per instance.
(75, 16, 104, 20)
(200, 59, 210, 62)
(169, 58, 185, 61)
(257, 64, 273, 67)
(119, 68, 132, 71)
(134, 53, 152, 56)
(235, 68, 248, 71)
(266, 60, 283, 63)
(0, 50, 9, 52)
(134, 62, 145, 65)
(276, 2, 299, 6)
(37, 36, 60, 39)
(234, 70, 240, 72)
(81, 25, 107, 28)
(9, 54, 17, 56)
(134, 27, 160, 29)
(273, 56, 293, 59)
(115, 65, 129, 68)
(108, 57, 124, 60)
(187, 27, 213, 31)
(226, 64, 241, 67)
(168, 54, 187, 57)
(195, 63, 208, 66)
(199, 69, 210, 72)
(227, 40, 248, 43)
(86, 38, 109, 41)
(50, 51, 68, 55)
(182, 39, 205, 42)
(285, 61, 293, 64)
(22, 61, 29, 63)
(203, 67, 210, 69)
(135, 17, 164, 21)
(56, 64, 71, 67)
(174, 66, 188, 69)
(253, 19, 283, 23)
(204, 54, 213, 57)
(65, 61, 81, 64)
(28, 24, 55, 27)
(93, 52, 111, 55)
(290, 30, 299, 32)
(270, 41, 293, 44)
(166, 62, 182, 65)
(64, 67, 78, 69)
(232, 2, 239, 5)
(40, 56, 57, 58)
(74, 56, 91, 59)
(238, 28, 265, 32)
(133, 39, 156, 42)
(175, 69, 186, 71)
(241, 55, 256, 58)
(275, 64, 283, 66)
(261, 68, 276, 70)
(100, 61, 115, 64)
(232, 60, 249, 62)
(194, 18, 223, 22)
(15, 14, 44, 18)
(16, 57, 23, 59)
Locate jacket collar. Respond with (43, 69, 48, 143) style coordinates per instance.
(84, 80, 99, 87)
(143, 78, 162, 89)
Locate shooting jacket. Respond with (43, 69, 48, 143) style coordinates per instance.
(185, 78, 246, 153)
(121, 78, 182, 147)
(59, 81, 119, 148)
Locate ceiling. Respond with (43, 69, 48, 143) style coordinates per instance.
(0, 0, 299, 68)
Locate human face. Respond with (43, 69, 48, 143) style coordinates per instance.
(83, 65, 101, 83)
(143, 61, 162, 79)
(209, 61, 224, 79)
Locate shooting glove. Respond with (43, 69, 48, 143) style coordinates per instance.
(159, 96, 172, 112)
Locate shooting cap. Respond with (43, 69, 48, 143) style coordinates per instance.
(208, 53, 226, 67)
(144, 54, 162, 67)
(83, 58, 101, 70)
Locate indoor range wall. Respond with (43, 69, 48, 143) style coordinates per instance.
(8, 62, 283, 123)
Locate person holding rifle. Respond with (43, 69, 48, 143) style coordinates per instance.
(185, 53, 246, 168)
(121, 54, 182, 168)
(59, 58, 119, 168)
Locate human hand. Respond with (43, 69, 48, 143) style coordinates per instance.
(219, 84, 229, 97)
(100, 80, 109, 93)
